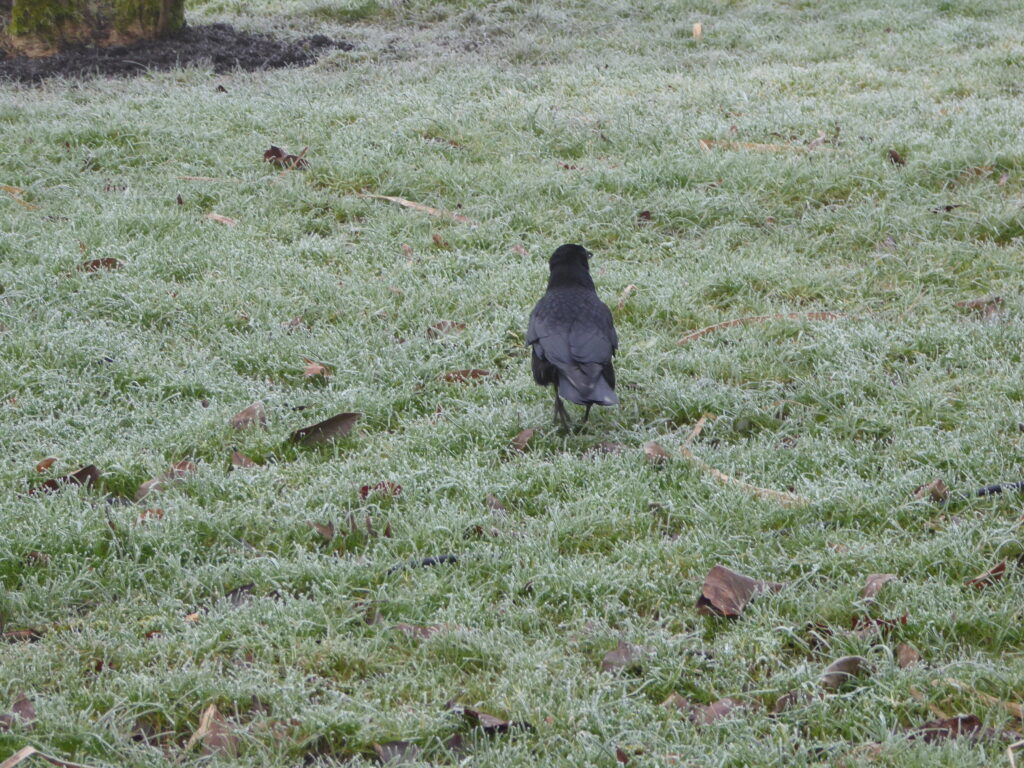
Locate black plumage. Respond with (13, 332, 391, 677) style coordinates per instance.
(527, 244, 619, 428)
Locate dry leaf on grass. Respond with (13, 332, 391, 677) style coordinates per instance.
(644, 441, 670, 464)
(359, 481, 402, 499)
(78, 258, 123, 272)
(678, 311, 844, 345)
(586, 441, 625, 456)
(693, 698, 743, 725)
(510, 428, 535, 452)
(290, 412, 361, 446)
(307, 521, 334, 542)
(454, 706, 533, 735)
(913, 479, 949, 502)
(943, 677, 1024, 720)
(186, 704, 239, 757)
(441, 368, 491, 383)
(965, 561, 1006, 588)
(696, 564, 783, 618)
(660, 693, 695, 714)
(427, 321, 466, 338)
(692, 22, 702, 39)
(908, 714, 1009, 744)
(301, 357, 331, 378)
(771, 689, 814, 714)
(680, 447, 808, 507)
(263, 145, 309, 170)
(357, 193, 473, 224)
(896, 643, 921, 668)
(511, 244, 529, 256)
(230, 401, 266, 429)
(955, 295, 1002, 319)
(373, 741, 421, 765)
(821, 656, 868, 690)
(393, 623, 448, 640)
(860, 573, 898, 600)
(230, 451, 257, 469)
(134, 460, 196, 502)
(0, 746, 100, 768)
(34, 457, 57, 473)
(2, 629, 45, 643)
(137, 508, 164, 522)
(601, 640, 647, 672)
(1, 184, 38, 210)
(887, 149, 907, 166)
(29, 465, 100, 495)
(485, 494, 507, 514)
(205, 213, 237, 226)
(0, 694, 36, 732)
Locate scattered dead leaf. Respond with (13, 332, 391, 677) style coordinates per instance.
(955, 295, 1002, 319)
(230, 451, 257, 469)
(860, 573, 898, 600)
(301, 357, 332, 378)
(851, 614, 907, 639)
(693, 698, 742, 725)
(307, 521, 335, 542)
(78, 257, 123, 272)
(1, 184, 38, 210)
(34, 457, 57, 473)
(887, 149, 906, 166)
(913, 479, 949, 502)
(510, 428, 535, 452)
(601, 640, 647, 672)
(186, 704, 239, 757)
(0, 746, 100, 768)
(134, 460, 196, 502)
(432, 233, 451, 249)
(485, 494, 507, 514)
(0, 693, 36, 732)
(393, 623, 447, 640)
(137, 508, 164, 522)
(441, 368, 491, 383)
(644, 441, 670, 464)
(943, 677, 1024, 720)
(965, 560, 1007, 589)
(681, 446, 807, 506)
(896, 643, 921, 668)
(359, 481, 402, 499)
(457, 707, 533, 735)
(263, 145, 310, 170)
(821, 656, 868, 691)
(30, 464, 100, 495)
(998, 172, 1010, 186)
(358, 192, 473, 224)
(696, 564, 783, 618)
(771, 689, 814, 714)
(908, 714, 1005, 744)
(230, 401, 267, 429)
(931, 203, 963, 213)
(427, 321, 466, 338)
(290, 412, 361, 446)
(205, 212, 237, 226)
(660, 693, 695, 714)
(3, 629, 45, 643)
(692, 21, 702, 39)
(373, 741, 421, 765)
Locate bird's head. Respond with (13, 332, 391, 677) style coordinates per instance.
(548, 243, 592, 278)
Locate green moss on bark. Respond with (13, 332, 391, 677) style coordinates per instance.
(8, 0, 183, 43)
(10, 0, 78, 36)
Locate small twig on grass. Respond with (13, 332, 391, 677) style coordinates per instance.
(1009, 738, 1024, 768)
(677, 311, 845, 345)
(357, 193, 474, 224)
(683, 413, 713, 446)
(274, 146, 309, 181)
(0, 746, 99, 768)
(2, 184, 38, 210)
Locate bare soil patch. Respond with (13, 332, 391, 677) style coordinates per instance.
(0, 22, 350, 83)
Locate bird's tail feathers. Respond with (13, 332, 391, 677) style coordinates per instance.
(557, 365, 618, 406)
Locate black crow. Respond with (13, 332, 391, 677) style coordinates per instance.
(527, 244, 619, 429)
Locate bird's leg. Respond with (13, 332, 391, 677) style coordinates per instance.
(553, 392, 572, 431)
(582, 404, 593, 424)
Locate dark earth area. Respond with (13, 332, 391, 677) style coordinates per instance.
(0, 23, 351, 83)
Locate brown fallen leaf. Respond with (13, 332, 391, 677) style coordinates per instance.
(696, 564, 783, 618)
(230, 401, 267, 429)
(860, 573, 898, 600)
(186, 704, 239, 757)
(359, 481, 402, 499)
(821, 656, 868, 691)
(302, 357, 332, 378)
(998, 172, 1010, 186)
(896, 643, 921, 668)
(511, 244, 529, 256)
(1, 184, 38, 210)
(771, 689, 814, 714)
(693, 698, 742, 725)
(431, 233, 451, 249)
(510, 428, 535, 452)
(0, 693, 36, 732)
(601, 640, 647, 672)
(35, 457, 57, 472)
(616, 746, 630, 764)
(290, 412, 361, 446)
(914, 479, 949, 502)
(457, 706, 533, 735)
(3, 629, 45, 643)
(134, 460, 196, 502)
(692, 21, 702, 39)
(943, 677, 1024, 720)
(965, 560, 1007, 589)
(307, 521, 335, 541)
(887, 149, 906, 166)
(230, 451, 257, 469)
(263, 145, 310, 170)
(908, 714, 1008, 744)
(78, 257, 123, 272)
(660, 692, 695, 713)
(955, 295, 1002, 319)
(30, 465, 100, 495)
(427, 321, 466, 338)
(644, 441, 670, 464)
(357, 193, 473, 224)
(681, 446, 808, 507)
(373, 741, 421, 765)
(205, 212, 237, 226)
(441, 369, 491, 383)
(485, 494, 507, 514)
(851, 614, 907, 639)
(678, 311, 845, 345)
(137, 508, 164, 522)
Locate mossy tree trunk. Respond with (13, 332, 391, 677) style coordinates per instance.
(1, 0, 184, 56)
